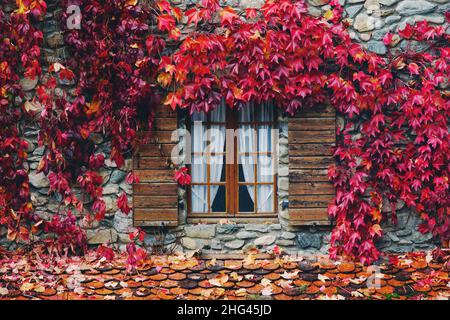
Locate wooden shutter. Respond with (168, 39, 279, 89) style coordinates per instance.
(288, 105, 336, 225)
(133, 105, 179, 227)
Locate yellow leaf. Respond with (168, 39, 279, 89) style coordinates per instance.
(157, 72, 172, 88)
(323, 10, 334, 21)
(20, 282, 34, 292)
(125, 0, 138, 6)
(170, 27, 181, 40)
(235, 288, 247, 297)
(130, 43, 139, 49)
(15, 0, 28, 14)
(34, 285, 45, 293)
(243, 253, 255, 265)
(164, 64, 175, 75)
(371, 224, 382, 236)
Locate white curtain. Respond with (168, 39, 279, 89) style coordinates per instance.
(191, 111, 207, 213)
(238, 102, 255, 204)
(209, 102, 226, 210)
(257, 101, 274, 212)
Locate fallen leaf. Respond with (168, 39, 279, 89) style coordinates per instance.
(235, 288, 247, 296)
(20, 282, 34, 292)
(261, 285, 273, 296)
(318, 274, 330, 282)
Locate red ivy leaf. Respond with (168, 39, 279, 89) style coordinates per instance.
(117, 192, 131, 215)
(174, 167, 191, 186)
(219, 7, 239, 25)
(157, 14, 176, 32)
(383, 33, 393, 46)
(408, 63, 420, 76)
(125, 172, 140, 184)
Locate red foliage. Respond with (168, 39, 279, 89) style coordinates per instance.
(161, 0, 449, 264)
(117, 192, 131, 215)
(0, 0, 45, 243)
(43, 212, 87, 254)
(33, 0, 170, 248)
(174, 167, 191, 186)
(96, 244, 115, 262)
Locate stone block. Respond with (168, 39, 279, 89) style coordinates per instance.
(184, 224, 216, 239)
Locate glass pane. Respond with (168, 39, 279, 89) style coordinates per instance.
(191, 110, 206, 122)
(210, 155, 225, 183)
(208, 125, 226, 154)
(239, 185, 254, 213)
(256, 102, 274, 122)
(191, 156, 206, 183)
(210, 102, 226, 122)
(210, 185, 226, 212)
(257, 185, 274, 212)
(238, 125, 255, 153)
(238, 155, 255, 182)
(238, 103, 254, 123)
(257, 124, 273, 152)
(257, 155, 273, 183)
(191, 121, 206, 153)
(191, 185, 207, 213)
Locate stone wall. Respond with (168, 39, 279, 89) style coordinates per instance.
(2, 0, 447, 255)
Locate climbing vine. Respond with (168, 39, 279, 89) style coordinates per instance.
(0, 0, 448, 264)
(34, 0, 176, 251)
(0, 0, 46, 243)
(159, 0, 449, 264)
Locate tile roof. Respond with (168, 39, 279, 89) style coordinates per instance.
(0, 251, 449, 300)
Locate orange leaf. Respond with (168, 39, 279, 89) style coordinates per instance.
(157, 72, 172, 88)
(84, 100, 100, 117)
(220, 7, 238, 25)
(371, 208, 382, 223)
(371, 224, 382, 237)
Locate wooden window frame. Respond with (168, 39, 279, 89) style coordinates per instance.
(187, 105, 278, 220)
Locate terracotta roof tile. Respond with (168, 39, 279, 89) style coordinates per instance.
(1, 250, 449, 300)
(168, 272, 187, 281)
(149, 273, 167, 281)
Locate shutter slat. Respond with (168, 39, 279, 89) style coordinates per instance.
(288, 106, 335, 225)
(133, 105, 179, 227)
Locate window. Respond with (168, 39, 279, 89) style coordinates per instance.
(188, 102, 278, 218)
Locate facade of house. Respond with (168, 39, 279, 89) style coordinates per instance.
(2, 0, 448, 255)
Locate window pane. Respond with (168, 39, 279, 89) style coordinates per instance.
(191, 110, 207, 122)
(238, 155, 255, 182)
(210, 102, 226, 122)
(208, 125, 226, 154)
(256, 102, 274, 122)
(191, 186, 207, 213)
(191, 121, 206, 153)
(210, 155, 225, 183)
(257, 125, 273, 152)
(191, 156, 206, 183)
(239, 185, 254, 213)
(257, 185, 274, 212)
(238, 125, 255, 153)
(238, 103, 254, 122)
(257, 155, 273, 183)
(211, 185, 226, 212)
